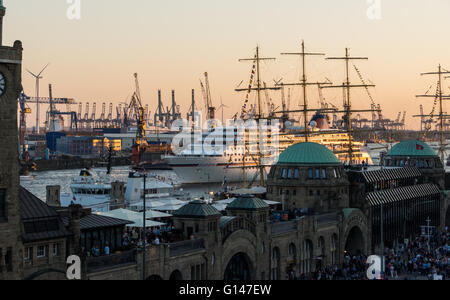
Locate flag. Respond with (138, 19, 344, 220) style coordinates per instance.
(416, 144, 424, 151)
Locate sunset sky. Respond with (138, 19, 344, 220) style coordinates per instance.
(6, 0, 450, 129)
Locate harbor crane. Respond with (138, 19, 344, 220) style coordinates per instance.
(129, 73, 148, 169)
(200, 72, 216, 120)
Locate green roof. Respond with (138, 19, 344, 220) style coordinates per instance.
(173, 200, 221, 218)
(387, 140, 436, 157)
(277, 142, 340, 165)
(227, 195, 269, 210)
(342, 208, 358, 220)
(220, 216, 237, 228)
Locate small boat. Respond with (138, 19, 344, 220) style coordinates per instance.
(60, 169, 112, 212)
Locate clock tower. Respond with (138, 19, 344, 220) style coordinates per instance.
(0, 1, 24, 280)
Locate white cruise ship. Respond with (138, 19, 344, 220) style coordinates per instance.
(163, 121, 373, 185)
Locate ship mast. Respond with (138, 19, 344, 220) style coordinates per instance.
(279, 40, 330, 141)
(236, 46, 279, 186)
(322, 48, 375, 165)
(415, 65, 450, 162)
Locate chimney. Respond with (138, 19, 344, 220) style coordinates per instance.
(68, 204, 83, 255)
(110, 181, 125, 209)
(46, 185, 61, 207)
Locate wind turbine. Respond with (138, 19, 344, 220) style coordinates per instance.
(217, 97, 229, 124)
(26, 63, 50, 134)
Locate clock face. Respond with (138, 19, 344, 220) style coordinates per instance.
(0, 73, 5, 96)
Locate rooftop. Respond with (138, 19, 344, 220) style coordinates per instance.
(277, 142, 340, 165)
(227, 195, 269, 210)
(173, 200, 222, 218)
(387, 140, 437, 157)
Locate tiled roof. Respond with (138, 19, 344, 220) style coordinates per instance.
(61, 214, 133, 230)
(173, 200, 222, 218)
(359, 167, 422, 184)
(366, 183, 441, 206)
(20, 187, 59, 221)
(20, 186, 71, 243)
(227, 195, 269, 210)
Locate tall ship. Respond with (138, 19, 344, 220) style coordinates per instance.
(165, 43, 378, 185)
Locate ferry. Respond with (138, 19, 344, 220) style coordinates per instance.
(60, 169, 188, 212)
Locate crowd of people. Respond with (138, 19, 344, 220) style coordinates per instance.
(289, 227, 449, 280)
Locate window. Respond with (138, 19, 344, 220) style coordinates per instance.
(53, 243, 59, 256)
(287, 169, 293, 179)
(294, 169, 299, 179)
(321, 169, 327, 179)
(5, 248, 12, 272)
(0, 189, 6, 220)
(315, 168, 320, 179)
(24, 247, 33, 261)
(282, 168, 287, 179)
(37, 245, 47, 258)
(308, 169, 313, 179)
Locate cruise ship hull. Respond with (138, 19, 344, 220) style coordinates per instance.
(165, 155, 268, 184)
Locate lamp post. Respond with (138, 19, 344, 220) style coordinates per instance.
(142, 172, 147, 281)
(133, 171, 147, 280)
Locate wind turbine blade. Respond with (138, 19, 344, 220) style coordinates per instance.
(37, 63, 50, 77)
(26, 69, 38, 78)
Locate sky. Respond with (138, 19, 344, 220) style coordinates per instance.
(5, 0, 450, 130)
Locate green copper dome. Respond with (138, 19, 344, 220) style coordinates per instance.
(173, 200, 221, 218)
(277, 142, 340, 165)
(387, 140, 436, 157)
(227, 195, 269, 210)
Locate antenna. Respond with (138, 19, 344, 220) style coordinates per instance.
(26, 63, 50, 134)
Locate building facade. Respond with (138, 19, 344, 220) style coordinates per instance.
(0, 2, 24, 280)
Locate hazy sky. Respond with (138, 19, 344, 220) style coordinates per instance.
(5, 0, 450, 129)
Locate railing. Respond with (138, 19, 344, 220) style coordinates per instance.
(271, 220, 297, 235)
(167, 239, 205, 257)
(221, 217, 256, 244)
(86, 249, 137, 273)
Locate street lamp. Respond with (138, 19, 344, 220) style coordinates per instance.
(132, 171, 147, 280)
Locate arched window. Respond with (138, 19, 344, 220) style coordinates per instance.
(271, 247, 281, 280)
(300, 240, 313, 275)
